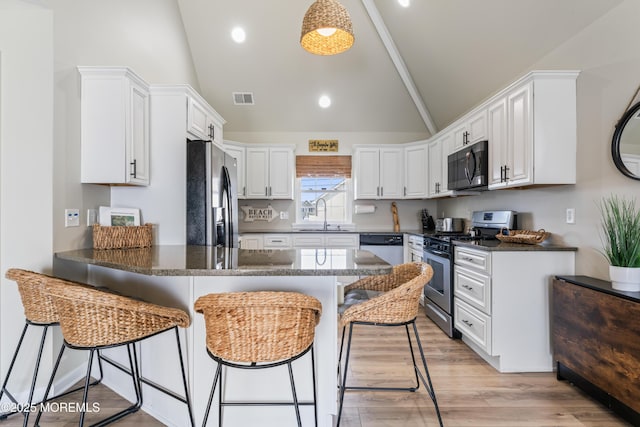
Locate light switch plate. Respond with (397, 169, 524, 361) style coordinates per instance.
(65, 209, 80, 227)
(566, 208, 575, 224)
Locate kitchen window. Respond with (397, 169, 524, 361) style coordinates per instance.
(295, 155, 353, 227)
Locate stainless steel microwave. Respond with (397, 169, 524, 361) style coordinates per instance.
(447, 140, 488, 191)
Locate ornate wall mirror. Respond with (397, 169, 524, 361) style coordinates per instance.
(612, 97, 640, 181)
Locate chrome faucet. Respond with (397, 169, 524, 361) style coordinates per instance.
(315, 197, 328, 231)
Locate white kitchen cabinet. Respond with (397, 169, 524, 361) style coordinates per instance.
(405, 234, 424, 263)
(79, 66, 150, 185)
(187, 93, 224, 145)
(292, 233, 358, 249)
(224, 142, 246, 199)
(263, 234, 292, 249)
(324, 234, 359, 248)
(452, 108, 487, 152)
(488, 71, 578, 189)
(245, 146, 294, 199)
(427, 134, 452, 198)
(239, 234, 263, 249)
(353, 146, 403, 200)
(403, 143, 429, 199)
(453, 244, 575, 372)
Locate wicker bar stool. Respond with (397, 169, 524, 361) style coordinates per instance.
(0, 269, 104, 427)
(194, 291, 322, 427)
(337, 262, 443, 427)
(33, 277, 195, 427)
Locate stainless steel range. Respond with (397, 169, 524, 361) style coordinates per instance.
(423, 210, 517, 338)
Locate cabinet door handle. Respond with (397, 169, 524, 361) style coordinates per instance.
(243, 186, 246, 197)
(208, 124, 215, 140)
(504, 165, 510, 181)
(265, 187, 268, 197)
(462, 319, 474, 327)
(404, 186, 407, 197)
(381, 187, 384, 197)
(500, 166, 504, 182)
(269, 186, 272, 197)
(463, 131, 469, 145)
(130, 159, 137, 178)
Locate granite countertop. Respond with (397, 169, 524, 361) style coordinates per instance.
(55, 245, 393, 277)
(453, 239, 578, 252)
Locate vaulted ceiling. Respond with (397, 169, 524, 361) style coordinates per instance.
(177, 0, 622, 136)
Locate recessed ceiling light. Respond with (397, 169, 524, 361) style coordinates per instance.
(231, 27, 246, 43)
(398, 0, 410, 7)
(318, 95, 331, 108)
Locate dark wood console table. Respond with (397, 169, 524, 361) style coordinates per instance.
(553, 276, 640, 425)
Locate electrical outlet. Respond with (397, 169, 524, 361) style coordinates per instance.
(65, 209, 80, 227)
(280, 211, 289, 220)
(566, 208, 575, 224)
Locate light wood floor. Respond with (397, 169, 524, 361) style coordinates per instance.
(2, 314, 631, 426)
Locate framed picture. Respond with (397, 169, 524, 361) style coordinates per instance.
(99, 206, 141, 226)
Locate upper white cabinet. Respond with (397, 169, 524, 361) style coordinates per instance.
(452, 108, 488, 152)
(224, 142, 246, 199)
(488, 71, 578, 189)
(187, 92, 224, 145)
(403, 142, 429, 199)
(427, 134, 452, 198)
(245, 146, 294, 199)
(79, 66, 150, 186)
(354, 146, 403, 199)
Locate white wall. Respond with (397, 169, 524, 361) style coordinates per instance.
(42, 0, 200, 253)
(0, 0, 54, 392)
(439, 0, 640, 281)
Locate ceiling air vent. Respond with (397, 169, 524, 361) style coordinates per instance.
(233, 92, 254, 105)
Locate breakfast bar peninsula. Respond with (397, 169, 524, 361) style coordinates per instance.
(55, 245, 391, 427)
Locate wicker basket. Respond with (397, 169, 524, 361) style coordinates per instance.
(495, 228, 549, 245)
(93, 224, 153, 250)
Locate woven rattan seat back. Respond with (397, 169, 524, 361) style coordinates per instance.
(44, 278, 190, 348)
(5, 268, 59, 324)
(195, 291, 322, 363)
(340, 262, 433, 327)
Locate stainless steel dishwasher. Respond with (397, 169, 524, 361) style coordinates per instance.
(359, 233, 404, 265)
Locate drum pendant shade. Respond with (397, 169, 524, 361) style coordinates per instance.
(301, 0, 354, 55)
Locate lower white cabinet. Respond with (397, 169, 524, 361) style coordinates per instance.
(405, 234, 424, 263)
(453, 245, 575, 373)
(239, 234, 263, 249)
(292, 233, 358, 249)
(263, 234, 292, 249)
(240, 233, 359, 250)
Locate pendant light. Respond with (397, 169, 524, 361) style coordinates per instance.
(300, 0, 354, 55)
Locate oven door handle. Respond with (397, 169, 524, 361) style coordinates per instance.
(425, 249, 449, 258)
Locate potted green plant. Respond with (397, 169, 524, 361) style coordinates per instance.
(599, 195, 640, 291)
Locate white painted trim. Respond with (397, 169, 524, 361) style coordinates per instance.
(361, 0, 438, 136)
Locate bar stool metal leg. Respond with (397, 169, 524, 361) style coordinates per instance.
(337, 320, 444, 427)
(287, 361, 302, 427)
(201, 363, 222, 427)
(0, 322, 49, 426)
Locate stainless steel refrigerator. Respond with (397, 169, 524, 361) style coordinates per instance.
(187, 140, 239, 247)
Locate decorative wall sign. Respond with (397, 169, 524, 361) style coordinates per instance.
(241, 205, 278, 222)
(308, 139, 339, 152)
